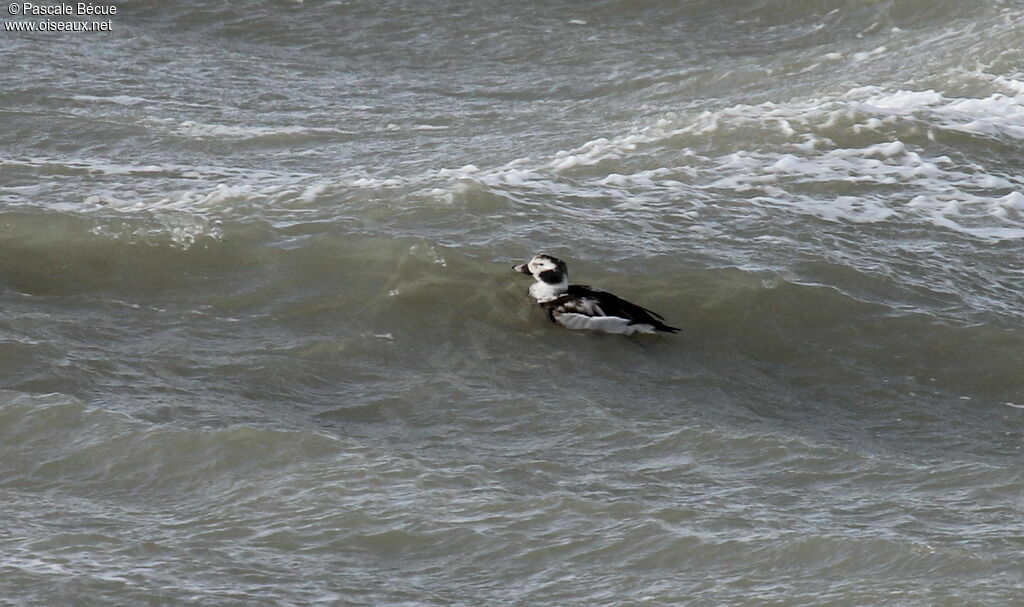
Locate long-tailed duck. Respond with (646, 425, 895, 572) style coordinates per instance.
(514, 254, 680, 335)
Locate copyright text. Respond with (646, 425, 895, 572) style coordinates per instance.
(5, 3, 116, 32)
(8, 3, 116, 16)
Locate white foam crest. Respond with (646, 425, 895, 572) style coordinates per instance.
(151, 184, 262, 210)
(994, 76, 1024, 96)
(549, 136, 637, 171)
(72, 94, 222, 110)
(544, 117, 699, 172)
(435, 164, 480, 179)
(541, 80, 1024, 160)
(937, 95, 1024, 139)
(844, 87, 945, 112)
(88, 213, 224, 250)
(997, 191, 1024, 212)
(851, 45, 888, 62)
(71, 76, 1013, 236)
(0, 156, 251, 179)
(597, 167, 699, 200)
(907, 192, 1024, 241)
(339, 176, 406, 189)
(72, 94, 149, 106)
(846, 86, 1024, 141)
(516, 82, 1024, 238)
(529, 89, 940, 177)
(311, 72, 1024, 244)
(170, 120, 349, 141)
(794, 195, 898, 224)
(739, 188, 1024, 237)
(711, 143, 970, 188)
(702, 142, 1024, 236)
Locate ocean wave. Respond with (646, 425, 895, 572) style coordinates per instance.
(167, 120, 354, 142)
(0, 391, 345, 497)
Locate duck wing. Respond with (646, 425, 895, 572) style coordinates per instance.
(546, 285, 679, 333)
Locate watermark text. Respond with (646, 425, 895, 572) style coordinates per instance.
(5, 3, 116, 32)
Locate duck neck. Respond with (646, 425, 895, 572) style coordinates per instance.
(529, 276, 568, 302)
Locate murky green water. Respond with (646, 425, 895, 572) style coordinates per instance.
(3, 1, 1024, 604)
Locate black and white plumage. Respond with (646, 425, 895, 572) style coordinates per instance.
(513, 254, 680, 335)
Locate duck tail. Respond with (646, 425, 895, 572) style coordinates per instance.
(655, 322, 680, 334)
